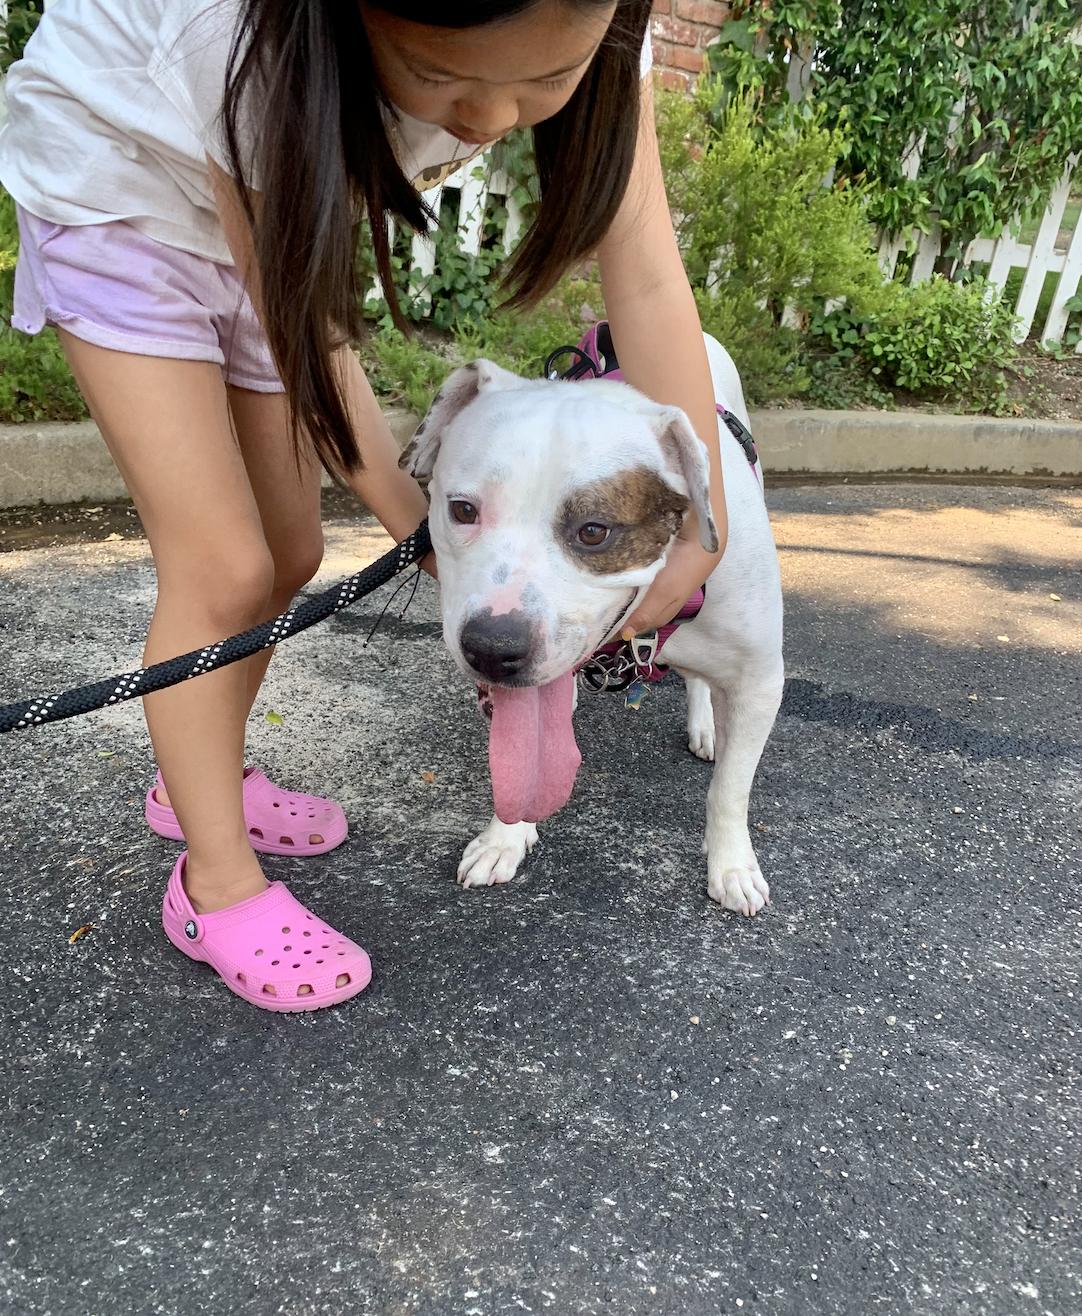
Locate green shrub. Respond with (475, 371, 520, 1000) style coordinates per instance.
(802, 354, 896, 411)
(811, 275, 1018, 410)
(1041, 292, 1082, 356)
(413, 237, 502, 332)
(357, 329, 452, 416)
(456, 279, 591, 377)
(360, 153, 538, 335)
(1, 0, 42, 73)
(360, 216, 503, 334)
(360, 279, 590, 416)
(707, 0, 1082, 259)
(656, 80, 887, 403)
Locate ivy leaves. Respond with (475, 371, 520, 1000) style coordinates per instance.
(708, 0, 1082, 254)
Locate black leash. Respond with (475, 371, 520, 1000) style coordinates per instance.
(0, 520, 432, 734)
(1, 329, 751, 736)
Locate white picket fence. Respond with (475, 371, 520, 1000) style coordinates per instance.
(788, 38, 1082, 351)
(410, 146, 1082, 352)
(365, 162, 525, 312)
(879, 153, 1082, 352)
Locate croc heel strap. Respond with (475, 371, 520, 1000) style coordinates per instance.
(147, 766, 348, 856)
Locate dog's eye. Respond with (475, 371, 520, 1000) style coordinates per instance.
(450, 500, 479, 525)
(577, 522, 611, 548)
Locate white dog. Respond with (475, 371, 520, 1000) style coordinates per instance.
(399, 334, 784, 915)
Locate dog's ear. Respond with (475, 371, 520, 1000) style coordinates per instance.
(398, 358, 527, 481)
(651, 407, 720, 553)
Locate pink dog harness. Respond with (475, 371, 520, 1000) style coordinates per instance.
(578, 587, 706, 694)
(548, 321, 762, 483)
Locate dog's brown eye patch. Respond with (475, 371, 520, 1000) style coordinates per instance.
(558, 467, 688, 574)
(450, 499, 479, 525)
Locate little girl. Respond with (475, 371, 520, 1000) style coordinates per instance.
(0, 0, 727, 1011)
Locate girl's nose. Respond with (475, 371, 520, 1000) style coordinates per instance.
(452, 92, 518, 142)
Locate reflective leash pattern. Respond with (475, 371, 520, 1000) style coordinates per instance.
(0, 521, 432, 734)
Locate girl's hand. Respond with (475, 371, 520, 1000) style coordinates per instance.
(621, 530, 722, 637)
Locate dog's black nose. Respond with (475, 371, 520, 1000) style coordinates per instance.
(460, 610, 533, 682)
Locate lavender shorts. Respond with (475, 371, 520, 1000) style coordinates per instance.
(12, 207, 284, 393)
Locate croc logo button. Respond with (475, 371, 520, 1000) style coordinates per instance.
(184, 920, 198, 940)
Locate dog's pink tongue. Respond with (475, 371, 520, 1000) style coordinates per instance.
(487, 672, 582, 824)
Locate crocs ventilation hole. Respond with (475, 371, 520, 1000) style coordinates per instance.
(283, 944, 292, 951)
(303, 931, 312, 938)
(281, 927, 290, 934)
(316, 959, 324, 964)
(273, 802, 280, 808)
(254, 949, 264, 957)
(292, 963, 300, 969)
(271, 959, 280, 966)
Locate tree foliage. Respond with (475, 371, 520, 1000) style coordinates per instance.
(709, 0, 1082, 253)
(1, 0, 43, 73)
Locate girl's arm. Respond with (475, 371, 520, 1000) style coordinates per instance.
(596, 73, 726, 634)
(208, 160, 431, 548)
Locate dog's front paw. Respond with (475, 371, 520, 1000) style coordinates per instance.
(687, 724, 715, 761)
(708, 860, 770, 916)
(685, 676, 715, 761)
(457, 817, 539, 888)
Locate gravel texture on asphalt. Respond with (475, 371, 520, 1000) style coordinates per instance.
(0, 484, 1078, 1316)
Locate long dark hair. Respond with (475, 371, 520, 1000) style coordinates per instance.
(221, 0, 651, 474)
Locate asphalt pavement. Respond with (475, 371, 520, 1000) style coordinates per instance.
(0, 483, 1079, 1316)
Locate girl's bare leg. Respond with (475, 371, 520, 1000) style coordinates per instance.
(226, 384, 325, 717)
(59, 335, 292, 913)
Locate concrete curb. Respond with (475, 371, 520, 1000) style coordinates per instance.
(752, 409, 1081, 478)
(0, 410, 422, 508)
(0, 406, 1078, 508)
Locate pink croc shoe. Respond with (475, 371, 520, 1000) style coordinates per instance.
(146, 766, 348, 856)
(162, 852, 371, 1012)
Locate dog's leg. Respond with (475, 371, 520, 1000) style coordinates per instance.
(686, 675, 717, 761)
(705, 662, 784, 915)
(458, 816, 539, 888)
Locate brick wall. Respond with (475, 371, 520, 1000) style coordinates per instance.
(651, 0, 729, 90)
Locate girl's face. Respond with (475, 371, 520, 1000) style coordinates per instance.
(362, 2, 618, 146)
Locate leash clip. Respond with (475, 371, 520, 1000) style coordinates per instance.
(577, 630, 660, 695)
(629, 631, 658, 672)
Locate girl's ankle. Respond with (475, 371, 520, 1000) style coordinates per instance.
(183, 851, 268, 914)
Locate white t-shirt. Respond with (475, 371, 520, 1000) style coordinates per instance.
(0, 0, 652, 266)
